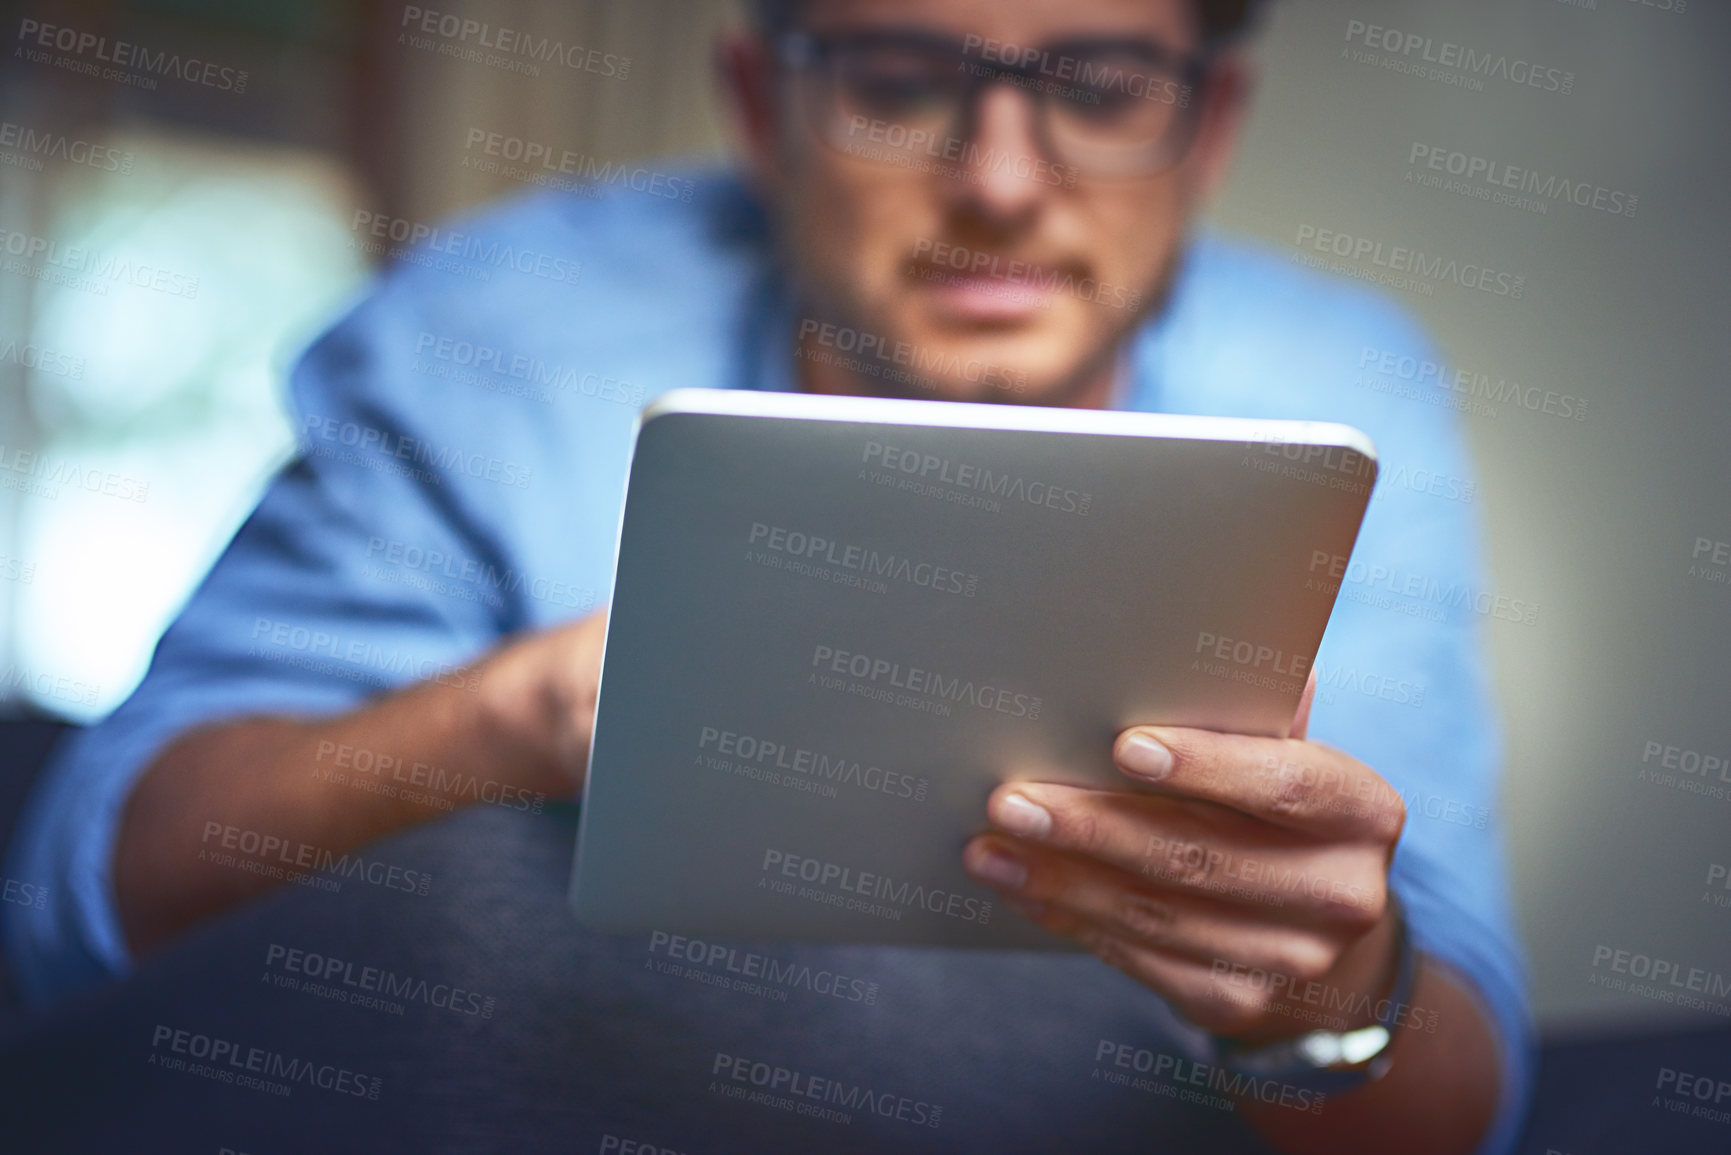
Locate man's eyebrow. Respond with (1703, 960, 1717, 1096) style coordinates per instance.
(798, 23, 962, 45)
(797, 27, 1185, 56)
(1038, 36, 1197, 62)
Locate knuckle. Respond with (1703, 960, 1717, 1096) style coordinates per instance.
(1032, 901, 1082, 939)
(1378, 794, 1408, 844)
(1196, 990, 1269, 1035)
(1350, 779, 1405, 843)
(1173, 843, 1218, 890)
(1089, 931, 1134, 972)
(1024, 900, 1066, 942)
(1329, 877, 1385, 929)
(1008, 858, 1051, 902)
(1117, 894, 1175, 943)
(1062, 807, 1108, 855)
(1358, 884, 1390, 928)
(1241, 989, 1277, 1024)
(1266, 766, 1313, 819)
(1186, 1001, 1240, 1035)
(1269, 939, 1335, 983)
(1206, 978, 1261, 1021)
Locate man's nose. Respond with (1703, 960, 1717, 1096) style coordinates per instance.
(947, 84, 1054, 220)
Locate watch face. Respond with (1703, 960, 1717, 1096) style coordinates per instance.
(1333, 1024, 1393, 1068)
(1217, 1021, 1392, 1081)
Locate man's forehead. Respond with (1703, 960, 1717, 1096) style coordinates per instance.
(802, 0, 1197, 46)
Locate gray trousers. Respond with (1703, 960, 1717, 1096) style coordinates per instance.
(0, 803, 1272, 1154)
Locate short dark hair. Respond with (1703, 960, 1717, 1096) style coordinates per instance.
(751, 0, 1270, 45)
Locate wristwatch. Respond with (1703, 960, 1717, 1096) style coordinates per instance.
(1208, 896, 1417, 1096)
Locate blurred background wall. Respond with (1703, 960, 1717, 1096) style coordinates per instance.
(0, 0, 1725, 1040)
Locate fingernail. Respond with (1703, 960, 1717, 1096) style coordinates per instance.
(968, 846, 1028, 891)
(1118, 732, 1173, 781)
(993, 792, 1052, 839)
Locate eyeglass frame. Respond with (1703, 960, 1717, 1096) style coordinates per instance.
(774, 26, 1224, 180)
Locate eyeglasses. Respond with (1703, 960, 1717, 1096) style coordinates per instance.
(778, 28, 1216, 180)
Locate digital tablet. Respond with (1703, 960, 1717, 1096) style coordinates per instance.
(570, 388, 1378, 949)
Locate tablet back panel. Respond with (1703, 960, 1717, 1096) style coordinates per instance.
(571, 389, 1377, 948)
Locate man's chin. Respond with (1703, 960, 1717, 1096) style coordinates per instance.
(886, 367, 1073, 407)
(885, 331, 1092, 405)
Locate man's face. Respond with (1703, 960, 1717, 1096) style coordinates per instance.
(754, 0, 1240, 404)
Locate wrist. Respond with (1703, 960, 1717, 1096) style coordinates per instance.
(1322, 899, 1406, 1030)
(1238, 899, 1403, 1045)
(1209, 897, 1416, 1096)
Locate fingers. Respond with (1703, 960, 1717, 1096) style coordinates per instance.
(1113, 727, 1406, 843)
(966, 827, 1398, 1038)
(996, 893, 1340, 1037)
(967, 718, 1407, 1039)
(979, 784, 1387, 923)
(965, 835, 1346, 975)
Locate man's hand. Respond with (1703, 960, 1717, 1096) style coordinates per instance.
(962, 675, 1408, 1040)
(474, 608, 610, 796)
(117, 607, 609, 955)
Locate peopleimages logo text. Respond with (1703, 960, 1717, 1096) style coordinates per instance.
(0, 227, 200, 299)
(962, 35, 1192, 107)
(0, 120, 134, 172)
(16, 18, 250, 92)
(761, 849, 992, 924)
(149, 1024, 381, 1099)
(264, 943, 495, 1018)
(1294, 225, 1525, 299)
(650, 931, 879, 1004)
(400, 7, 629, 77)
(1342, 20, 1574, 94)
(698, 725, 930, 802)
(712, 1051, 943, 1128)
(352, 211, 581, 283)
(810, 644, 1042, 718)
(1407, 144, 1636, 217)
(201, 821, 433, 896)
(749, 522, 978, 597)
(862, 440, 1091, 514)
(300, 413, 533, 489)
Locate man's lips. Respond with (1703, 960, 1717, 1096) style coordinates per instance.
(906, 257, 1076, 322)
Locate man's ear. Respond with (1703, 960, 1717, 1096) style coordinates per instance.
(715, 29, 787, 199)
(1187, 50, 1255, 202)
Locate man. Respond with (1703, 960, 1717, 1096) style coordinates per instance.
(5, 0, 1532, 1151)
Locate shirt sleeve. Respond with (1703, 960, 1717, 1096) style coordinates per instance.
(2, 277, 523, 1008)
(1301, 342, 1536, 1155)
(1144, 242, 1536, 1155)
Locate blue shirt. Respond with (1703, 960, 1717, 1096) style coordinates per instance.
(4, 169, 1533, 1152)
